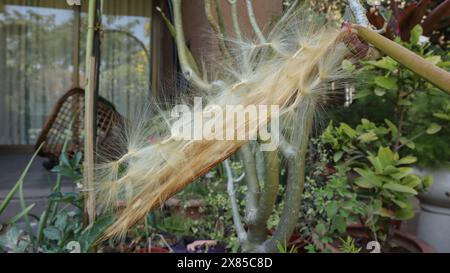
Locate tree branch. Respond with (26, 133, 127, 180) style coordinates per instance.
(204, 0, 232, 59)
(223, 159, 247, 242)
(245, 0, 266, 44)
(227, 0, 243, 41)
(172, 0, 212, 91)
(261, 103, 315, 252)
(239, 144, 260, 224)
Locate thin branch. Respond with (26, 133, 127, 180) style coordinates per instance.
(227, 0, 243, 41)
(156, 6, 200, 75)
(204, 0, 232, 59)
(278, 134, 298, 160)
(172, 0, 212, 91)
(223, 159, 247, 242)
(245, 0, 266, 44)
(239, 144, 260, 224)
(214, 0, 227, 39)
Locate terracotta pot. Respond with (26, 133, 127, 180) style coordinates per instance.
(327, 224, 435, 253)
(138, 247, 170, 253)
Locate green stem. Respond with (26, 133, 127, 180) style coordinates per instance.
(173, 0, 212, 91)
(261, 103, 315, 253)
(354, 25, 450, 94)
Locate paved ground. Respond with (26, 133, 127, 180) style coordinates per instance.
(0, 153, 75, 222)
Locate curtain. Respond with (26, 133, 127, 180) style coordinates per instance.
(0, 0, 153, 145)
(80, 0, 153, 118)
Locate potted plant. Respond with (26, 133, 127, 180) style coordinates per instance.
(300, 120, 434, 252)
(331, 23, 449, 251)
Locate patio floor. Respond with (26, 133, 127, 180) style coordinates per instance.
(0, 153, 76, 223)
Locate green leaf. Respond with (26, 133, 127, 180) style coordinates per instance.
(383, 183, 418, 195)
(374, 76, 398, 90)
(372, 57, 398, 71)
(423, 175, 433, 188)
(410, 25, 423, 45)
(426, 123, 442, 135)
(390, 167, 413, 180)
(340, 123, 357, 138)
(374, 88, 386, 96)
(384, 119, 398, 138)
(342, 59, 355, 72)
(433, 113, 450, 121)
(400, 137, 415, 149)
(354, 168, 383, 188)
(0, 144, 43, 215)
(5, 204, 35, 225)
(333, 151, 344, 162)
(392, 199, 408, 209)
(79, 216, 115, 252)
(403, 174, 422, 188)
(326, 202, 339, 218)
(43, 226, 62, 241)
(368, 155, 383, 174)
(395, 205, 415, 220)
(358, 132, 378, 143)
(378, 208, 395, 218)
(426, 56, 442, 65)
(377, 147, 396, 167)
(397, 156, 417, 165)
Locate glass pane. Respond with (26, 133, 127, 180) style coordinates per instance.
(0, 0, 75, 145)
(80, 0, 153, 118)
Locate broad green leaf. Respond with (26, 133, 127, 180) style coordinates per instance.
(426, 123, 442, 135)
(355, 178, 375, 189)
(403, 174, 422, 188)
(374, 76, 398, 90)
(333, 151, 344, 162)
(390, 167, 413, 180)
(354, 168, 383, 187)
(384, 119, 398, 138)
(423, 175, 433, 188)
(410, 25, 423, 45)
(378, 208, 395, 218)
(395, 205, 415, 220)
(342, 59, 355, 72)
(340, 123, 357, 138)
(358, 132, 378, 143)
(433, 113, 450, 121)
(326, 202, 339, 218)
(400, 137, 415, 149)
(44, 226, 62, 241)
(373, 57, 398, 71)
(383, 183, 418, 195)
(426, 55, 441, 65)
(397, 156, 417, 165)
(392, 199, 408, 209)
(377, 147, 396, 167)
(382, 166, 399, 175)
(368, 155, 383, 174)
(374, 88, 386, 96)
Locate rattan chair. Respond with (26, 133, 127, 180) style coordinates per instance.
(35, 87, 124, 168)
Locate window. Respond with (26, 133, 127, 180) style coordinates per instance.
(0, 0, 153, 145)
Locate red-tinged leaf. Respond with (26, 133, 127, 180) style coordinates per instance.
(422, 0, 450, 35)
(398, 3, 418, 40)
(402, 0, 432, 41)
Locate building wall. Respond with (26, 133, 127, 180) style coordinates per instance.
(181, 0, 283, 67)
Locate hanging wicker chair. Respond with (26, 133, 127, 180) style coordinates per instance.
(35, 87, 124, 168)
